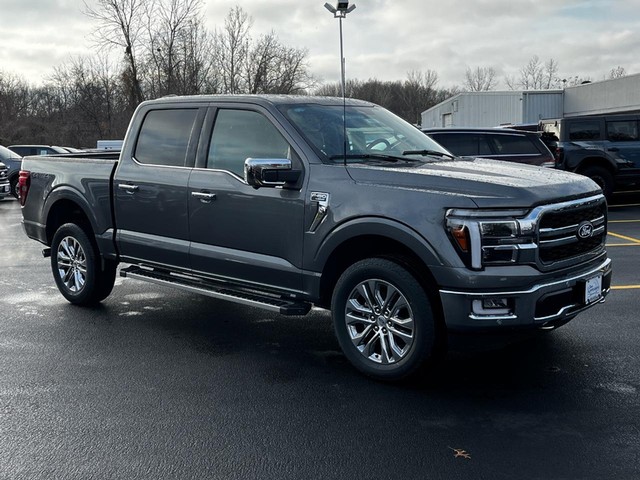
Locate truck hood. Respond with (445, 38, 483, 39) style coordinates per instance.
(346, 158, 601, 208)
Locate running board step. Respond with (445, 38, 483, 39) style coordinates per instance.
(120, 265, 311, 316)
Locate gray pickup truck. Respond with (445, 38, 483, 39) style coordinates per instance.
(20, 95, 612, 380)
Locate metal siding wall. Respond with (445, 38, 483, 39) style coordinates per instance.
(421, 92, 526, 128)
(421, 94, 458, 128)
(522, 92, 564, 122)
(460, 93, 523, 127)
(564, 74, 640, 116)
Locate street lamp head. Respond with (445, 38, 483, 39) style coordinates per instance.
(324, 1, 356, 15)
(324, 2, 336, 13)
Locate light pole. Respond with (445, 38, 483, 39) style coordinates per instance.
(324, 2, 356, 98)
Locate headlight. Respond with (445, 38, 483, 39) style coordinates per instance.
(446, 208, 536, 269)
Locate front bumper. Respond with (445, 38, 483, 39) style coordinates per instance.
(439, 257, 612, 331)
(0, 181, 9, 197)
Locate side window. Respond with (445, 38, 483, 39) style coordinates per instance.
(489, 134, 539, 154)
(568, 121, 601, 141)
(607, 120, 639, 141)
(135, 109, 198, 167)
(208, 109, 290, 177)
(431, 133, 477, 156)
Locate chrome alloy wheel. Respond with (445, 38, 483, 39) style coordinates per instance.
(345, 279, 415, 364)
(56, 236, 87, 293)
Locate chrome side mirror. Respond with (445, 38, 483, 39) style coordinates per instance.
(244, 158, 301, 188)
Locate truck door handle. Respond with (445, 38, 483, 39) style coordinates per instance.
(118, 183, 139, 193)
(191, 191, 217, 203)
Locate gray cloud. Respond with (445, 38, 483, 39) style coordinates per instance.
(2, 0, 640, 89)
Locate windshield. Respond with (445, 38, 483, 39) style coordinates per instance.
(278, 103, 451, 164)
(0, 145, 21, 161)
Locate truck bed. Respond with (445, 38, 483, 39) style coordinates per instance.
(20, 153, 120, 256)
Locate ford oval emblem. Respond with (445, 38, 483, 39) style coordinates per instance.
(577, 221, 594, 239)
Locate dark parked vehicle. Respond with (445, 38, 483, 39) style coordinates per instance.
(541, 114, 640, 199)
(20, 95, 611, 381)
(8, 145, 69, 157)
(0, 145, 23, 198)
(0, 161, 10, 199)
(422, 127, 556, 168)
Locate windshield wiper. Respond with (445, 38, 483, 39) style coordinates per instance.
(329, 153, 421, 163)
(402, 149, 455, 159)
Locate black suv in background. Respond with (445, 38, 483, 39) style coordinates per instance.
(0, 145, 22, 198)
(0, 162, 9, 199)
(422, 128, 555, 168)
(541, 114, 640, 199)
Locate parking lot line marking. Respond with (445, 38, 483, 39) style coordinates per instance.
(609, 203, 640, 208)
(608, 232, 640, 244)
(611, 285, 640, 290)
(609, 219, 640, 224)
(606, 243, 640, 247)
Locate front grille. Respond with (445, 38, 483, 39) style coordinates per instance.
(538, 198, 607, 264)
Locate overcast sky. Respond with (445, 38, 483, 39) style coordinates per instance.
(2, 0, 640, 90)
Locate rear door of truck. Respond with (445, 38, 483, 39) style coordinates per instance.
(113, 103, 206, 269)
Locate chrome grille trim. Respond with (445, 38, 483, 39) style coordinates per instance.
(535, 195, 607, 265)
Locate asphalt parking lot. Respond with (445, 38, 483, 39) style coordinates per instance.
(603, 190, 640, 293)
(1, 191, 639, 480)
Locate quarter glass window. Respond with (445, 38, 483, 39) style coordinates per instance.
(489, 135, 539, 154)
(607, 121, 639, 141)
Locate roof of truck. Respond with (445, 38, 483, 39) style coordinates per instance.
(143, 94, 376, 108)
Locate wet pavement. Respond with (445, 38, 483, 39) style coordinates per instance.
(1, 194, 639, 480)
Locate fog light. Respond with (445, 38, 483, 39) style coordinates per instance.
(472, 298, 511, 316)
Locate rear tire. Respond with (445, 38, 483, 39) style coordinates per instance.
(581, 166, 614, 201)
(51, 223, 115, 305)
(331, 258, 444, 381)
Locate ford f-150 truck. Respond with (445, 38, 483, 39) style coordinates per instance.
(20, 95, 612, 381)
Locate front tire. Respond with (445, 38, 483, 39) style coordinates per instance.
(10, 176, 19, 199)
(331, 258, 443, 381)
(51, 223, 114, 305)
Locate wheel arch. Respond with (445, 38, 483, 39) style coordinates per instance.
(44, 189, 97, 245)
(575, 156, 617, 175)
(314, 218, 444, 316)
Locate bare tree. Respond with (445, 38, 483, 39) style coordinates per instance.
(506, 55, 560, 90)
(83, 0, 146, 106)
(245, 31, 314, 94)
(543, 58, 559, 89)
(214, 6, 252, 94)
(145, 0, 203, 96)
(464, 66, 497, 91)
(313, 71, 453, 124)
(399, 70, 440, 124)
(0, 71, 32, 145)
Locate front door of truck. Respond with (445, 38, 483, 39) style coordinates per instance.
(114, 106, 204, 269)
(187, 106, 305, 292)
